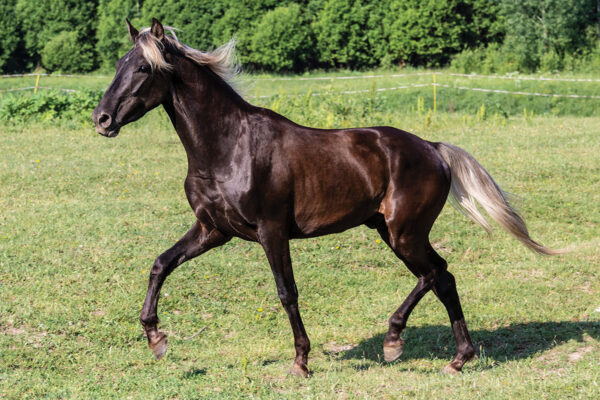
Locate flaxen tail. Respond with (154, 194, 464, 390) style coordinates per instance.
(435, 142, 560, 255)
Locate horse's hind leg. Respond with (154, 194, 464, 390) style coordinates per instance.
(377, 228, 446, 362)
(378, 226, 476, 373)
(432, 271, 477, 374)
(140, 221, 230, 359)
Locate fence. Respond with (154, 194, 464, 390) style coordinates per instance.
(2, 72, 600, 106)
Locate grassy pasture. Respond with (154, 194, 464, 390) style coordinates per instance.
(1, 72, 600, 399)
(3, 69, 600, 117)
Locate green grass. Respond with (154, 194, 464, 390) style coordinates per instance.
(1, 74, 600, 399)
(3, 68, 600, 117)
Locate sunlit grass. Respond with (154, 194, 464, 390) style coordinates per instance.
(1, 84, 599, 398)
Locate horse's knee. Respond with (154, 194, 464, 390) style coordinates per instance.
(150, 255, 173, 279)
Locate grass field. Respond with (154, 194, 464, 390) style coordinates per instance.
(3, 69, 600, 117)
(1, 72, 600, 399)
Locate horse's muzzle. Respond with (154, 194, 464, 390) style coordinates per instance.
(92, 109, 120, 137)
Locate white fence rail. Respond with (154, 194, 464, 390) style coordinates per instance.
(2, 71, 599, 101)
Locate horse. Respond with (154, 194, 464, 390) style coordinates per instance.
(92, 19, 558, 377)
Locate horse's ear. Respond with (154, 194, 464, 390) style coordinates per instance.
(126, 19, 138, 43)
(151, 18, 164, 41)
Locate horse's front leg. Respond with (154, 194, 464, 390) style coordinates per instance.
(140, 221, 230, 359)
(260, 226, 311, 377)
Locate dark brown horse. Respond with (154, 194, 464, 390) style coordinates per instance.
(92, 19, 558, 376)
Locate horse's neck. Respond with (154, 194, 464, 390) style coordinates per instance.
(163, 65, 251, 176)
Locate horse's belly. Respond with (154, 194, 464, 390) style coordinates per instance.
(291, 188, 382, 237)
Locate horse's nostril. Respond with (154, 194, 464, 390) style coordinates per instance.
(98, 113, 112, 128)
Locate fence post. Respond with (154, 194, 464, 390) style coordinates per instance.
(34, 74, 40, 94)
(433, 73, 437, 113)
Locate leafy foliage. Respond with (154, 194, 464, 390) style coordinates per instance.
(313, 0, 377, 68)
(0, 0, 22, 72)
(501, 0, 598, 72)
(140, 0, 227, 51)
(1, 0, 599, 73)
(41, 31, 95, 73)
(14, 0, 97, 72)
(96, 0, 143, 70)
(0, 90, 102, 123)
(385, 0, 472, 67)
(250, 3, 314, 71)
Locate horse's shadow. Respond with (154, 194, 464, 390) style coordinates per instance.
(336, 320, 600, 363)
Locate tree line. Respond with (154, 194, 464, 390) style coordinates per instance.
(1, 0, 598, 74)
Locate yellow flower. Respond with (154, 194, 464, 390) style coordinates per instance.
(257, 308, 263, 312)
(376, 239, 381, 244)
(35, 159, 40, 163)
(154, 172, 158, 176)
(335, 246, 340, 250)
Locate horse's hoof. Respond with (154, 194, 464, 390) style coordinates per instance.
(289, 363, 310, 378)
(149, 332, 168, 360)
(442, 364, 461, 375)
(383, 338, 404, 362)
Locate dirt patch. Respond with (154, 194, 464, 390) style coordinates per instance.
(567, 346, 593, 362)
(323, 342, 358, 354)
(432, 239, 453, 254)
(4, 326, 27, 335)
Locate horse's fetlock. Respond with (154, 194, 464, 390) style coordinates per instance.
(388, 314, 406, 332)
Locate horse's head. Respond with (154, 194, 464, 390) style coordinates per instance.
(92, 19, 172, 137)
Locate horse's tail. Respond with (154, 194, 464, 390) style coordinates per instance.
(434, 142, 561, 255)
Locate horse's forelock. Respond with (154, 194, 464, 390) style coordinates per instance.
(137, 29, 172, 71)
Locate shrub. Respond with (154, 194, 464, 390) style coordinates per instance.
(250, 4, 314, 72)
(0, 90, 103, 123)
(385, 0, 471, 67)
(313, 0, 377, 68)
(450, 43, 518, 74)
(41, 31, 95, 73)
(539, 51, 563, 72)
(450, 48, 486, 74)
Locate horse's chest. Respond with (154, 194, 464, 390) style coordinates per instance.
(184, 177, 259, 241)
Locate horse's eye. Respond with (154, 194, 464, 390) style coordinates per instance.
(138, 65, 151, 73)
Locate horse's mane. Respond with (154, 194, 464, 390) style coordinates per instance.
(137, 27, 239, 86)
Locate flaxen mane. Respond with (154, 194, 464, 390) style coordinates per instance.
(137, 27, 239, 86)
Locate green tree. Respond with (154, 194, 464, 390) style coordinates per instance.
(211, 0, 289, 66)
(141, 0, 228, 51)
(250, 3, 314, 71)
(96, 0, 142, 70)
(41, 31, 95, 72)
(313, 0, 378, 68)
(385, 0, 471, 67)
(0, 0, 22, 72)
(502, 0, 597, 72)
(15, 0, 97, 71)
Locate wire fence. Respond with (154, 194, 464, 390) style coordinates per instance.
(2, 71, 600, 101)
